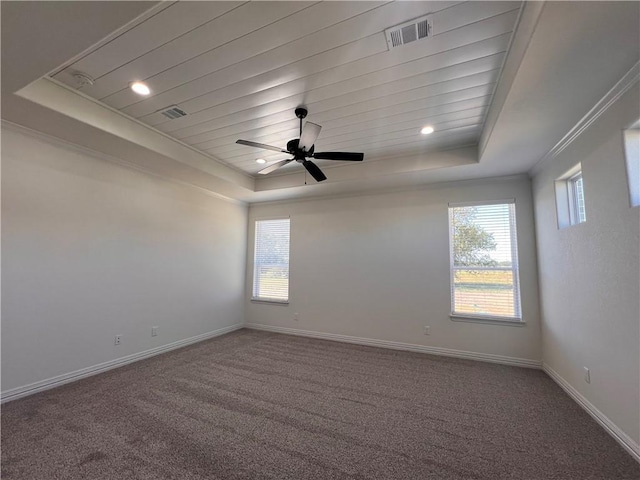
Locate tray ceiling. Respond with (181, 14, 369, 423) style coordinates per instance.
(50, 1, 521, 176)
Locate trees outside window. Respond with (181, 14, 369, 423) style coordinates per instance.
(449, 202, 521, 320)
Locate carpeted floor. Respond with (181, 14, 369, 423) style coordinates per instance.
(2, 329, 638, 479)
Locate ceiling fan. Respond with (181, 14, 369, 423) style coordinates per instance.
(235, 107, 364, 182)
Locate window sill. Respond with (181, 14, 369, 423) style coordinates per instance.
(450, 314, 525, 326)
(251, 298, 289, 305)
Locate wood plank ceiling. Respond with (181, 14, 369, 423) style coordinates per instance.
(52, 1, 522, 176)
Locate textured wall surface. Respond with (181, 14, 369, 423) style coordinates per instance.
(532, 83, 640, 444)
(1, 125, 248, 393)
(247, 176, 541, 363)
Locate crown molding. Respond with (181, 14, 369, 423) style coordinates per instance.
(248, 173, 529, 208)
(1, 120, 248, 207)
(15, 77, 255, 189)
(529, 61, 640, 178)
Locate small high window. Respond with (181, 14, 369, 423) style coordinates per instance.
(555, 163, 587, 228)
(568, 171, 586, 224)
(623, 124, 639, 207)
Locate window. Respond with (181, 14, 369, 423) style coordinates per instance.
(555, 163, 586, 228)
(252, 218, 290, 302)
(448, 201, 522, 322)
(568, 171, 587, 224)
(623, 125, 639, 207)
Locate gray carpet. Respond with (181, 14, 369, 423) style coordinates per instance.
(2, 329, 638, 479)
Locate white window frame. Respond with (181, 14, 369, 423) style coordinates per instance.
(555, 163, 586, 229)
(623, 125, 640, 207)
(567, 171, 586, 225)
(252, 217, 290, 304)
(448, 200, 523, 325)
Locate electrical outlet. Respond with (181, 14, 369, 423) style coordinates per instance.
(424, 326, 430, 335)
(294, 313, 299, 322)
(114, 335, 122, 346)
(151, 326, 159, 337)
(584, 367, 590, 384)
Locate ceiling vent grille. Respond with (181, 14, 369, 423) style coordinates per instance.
(159, 105, 188, 120)
(384, 15, 433, 50)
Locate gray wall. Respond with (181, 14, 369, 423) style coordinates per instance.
(246, 176, 541, 363)
(531, 83, 640, 445)
(1, 124, 248, 393)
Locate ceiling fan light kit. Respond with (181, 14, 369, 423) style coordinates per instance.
(236, 107, 364, 182)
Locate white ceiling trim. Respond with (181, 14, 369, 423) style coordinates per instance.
(1, 119, 248, 207)
(249, 173, 530, 207)
(46, 2, 174, 78)
(17, 77, 254, 190)
(529, 61, 640, 177)
(479, 1, 541, 159)
(255, 145, 478, 192)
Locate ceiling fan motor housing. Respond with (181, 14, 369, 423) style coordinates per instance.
(287, 138, 314, 159)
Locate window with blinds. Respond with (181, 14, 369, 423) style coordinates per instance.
(623, 126, 639, 207)
(253, 218, 290, 302)
(448, 201, 522, 321)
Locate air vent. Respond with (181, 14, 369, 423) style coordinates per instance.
(158, 105, 187, 120)
(384, 15, 433, 50)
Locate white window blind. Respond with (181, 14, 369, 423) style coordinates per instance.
(253, 218, 290, 302)
(448, 201, 521, 320)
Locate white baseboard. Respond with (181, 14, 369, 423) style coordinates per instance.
(543, 363, 640, 463)
(244, 323, 541, 369)
(1, 323, 243, 404)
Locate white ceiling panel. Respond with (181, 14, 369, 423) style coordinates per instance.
(225, 121, 483, 165)
(138, 6, 517, 130)
(165, 69, 498, 139)
(195, 98, 490, 156)
(55, 2, 314, 98)
(120, 32, 386, 120)
(106, 1, 388, 110)
(143, 38, 508, 130)
(116, 0, 509, 121)
(212, 106, 488, 158)
(53, 1, 244, 80)
(48, 1, 523, 177)
(179, 83, 496, 145)
(115, 0, 513, 120)
(181, 51, 502, 148)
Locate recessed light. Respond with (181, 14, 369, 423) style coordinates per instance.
(256, 158, 266, 164)
(130, 81, 150, 96)
(421, 126, 434, 135)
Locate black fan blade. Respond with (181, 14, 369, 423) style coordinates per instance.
(298, 122, 322, 152)
(302, 160, 327, 182)
(313, 151, 364, 161)
(236, 139, 287, 153)
(258, 159, 293, 175)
